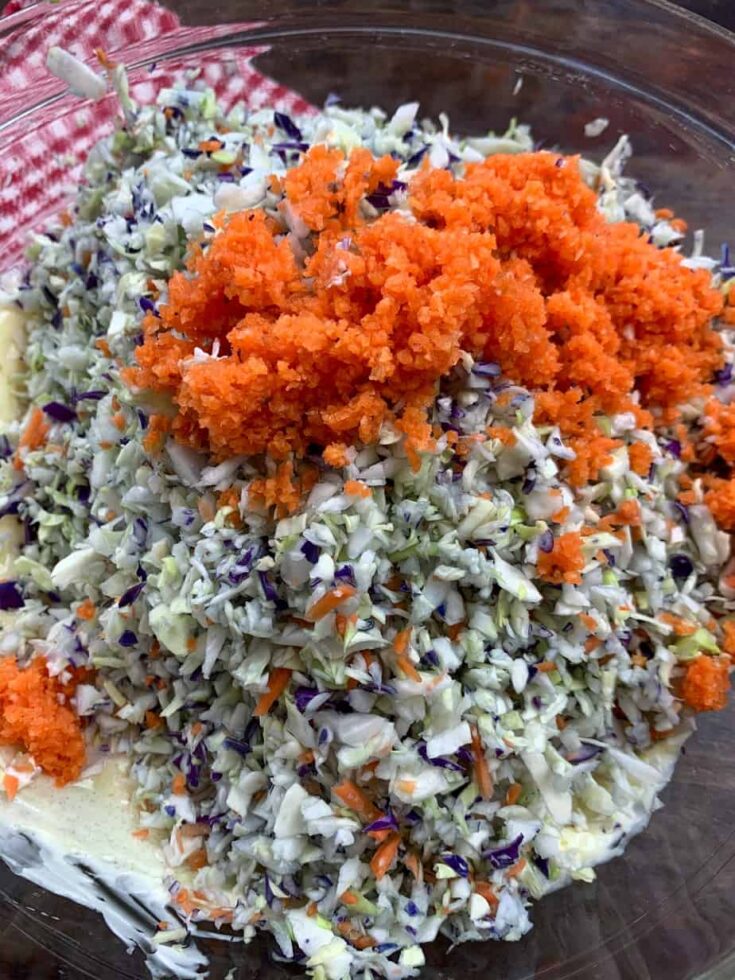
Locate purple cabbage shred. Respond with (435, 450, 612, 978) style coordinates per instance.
(0, 581, 24, 610)
(484, 834, 524, 869)
(118, 582, 145, 607)
(441, 853, 470, 877)
(273, 111, 303, 142)
(43, 401, 77, 423)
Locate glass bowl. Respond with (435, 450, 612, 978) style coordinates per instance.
(1, 1, 735, 977)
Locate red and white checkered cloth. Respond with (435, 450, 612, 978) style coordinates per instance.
(0, 0, 313, 264)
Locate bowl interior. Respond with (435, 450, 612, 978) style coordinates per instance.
(1, 2, 735, 978)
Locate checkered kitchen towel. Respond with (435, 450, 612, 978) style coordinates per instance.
(0, 0, 313, 262)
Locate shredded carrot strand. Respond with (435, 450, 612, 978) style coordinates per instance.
(3, 773, 19, 801)
(470, 723, 493, 801)
(19, 407, 49, 452)
(306, 585, 357, 621)
(370, 831, 401, 880)
(504, 782, 522, 806)
(253, 667, 292, 717)
(333, 780, 381, 822)
(474, 881, 499, 908)
(76, 598, 96, 621)
(506, 857, 527, 878)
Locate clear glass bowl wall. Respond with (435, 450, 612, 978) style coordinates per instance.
(1, 1, 735, 977)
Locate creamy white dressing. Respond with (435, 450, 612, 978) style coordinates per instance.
(0, 755, 208, 977)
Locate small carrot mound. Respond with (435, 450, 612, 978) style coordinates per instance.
(126, 146, 724, 505)
(628, 441, 653, 477)
(703, 399, 735, 465)
(681, 655, 730, 712)
(704, 477, 735, 531)
(0, 657, 85, 785)
(537, 532, 586, 585)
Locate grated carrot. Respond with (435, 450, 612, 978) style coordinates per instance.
(253, 667, 292, 717)
(336, 919, 377, 949)
(395, 653, 421, 683)
(132, 828, 150, 839)
(370, 831, 401, 880)
(186, 850, 208, 871)
(76, 598, 96, 621)
(306, 585, 357, 621)
(19, 407, 49, 452)
(615, 499, 642, 526)
(537, 532, 585, 585)
(344, 480, 371, 499)
(628, 442, 653, 477)
(0, 657, 85, 785)
(3, 773, 19, 801)
(504, 782, 522, 807)
(333, 780, 381, 822)
(446, 622, 465, 642)
(171, 773, 187, 795)
(659, 612, 697, 636)
(393, 626, 411, 656)
(681, 655, 730, 712)
(125, 148, 723, 506)
(470, 723, 493, 800)
(506, 857, 527, 878)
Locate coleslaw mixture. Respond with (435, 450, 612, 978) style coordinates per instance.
(0, 55, 734, 978)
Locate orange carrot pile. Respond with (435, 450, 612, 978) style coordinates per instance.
(0, 656, 85, 785)
(126, 147, 723, 502)
(681, 655, 730, 712)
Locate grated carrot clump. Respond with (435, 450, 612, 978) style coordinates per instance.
(0, 657, 85, 785)
(703, 399, 735, 465)
(537, 532, 586, 585)
(681, 655, 731, 712)
(125, 148, 723, 505)
(628, 442, 653, 477)
(704, 477, 735, 531)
